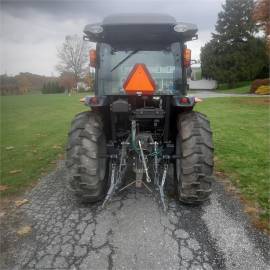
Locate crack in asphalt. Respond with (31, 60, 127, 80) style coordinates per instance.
(0, 161, 269, 270)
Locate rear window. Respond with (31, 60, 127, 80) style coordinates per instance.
(97, 43, 182, 95)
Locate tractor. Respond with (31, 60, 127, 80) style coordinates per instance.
(66, 14, 214, 209)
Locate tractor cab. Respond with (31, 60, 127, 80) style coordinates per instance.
(84, 14, 198, 97)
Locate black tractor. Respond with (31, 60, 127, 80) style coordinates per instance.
(66, 14, 214, 209)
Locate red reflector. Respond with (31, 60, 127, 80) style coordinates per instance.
(123, 64, 156, 95)
(179, 97, 189, 104)
(90, 96, 98, 104)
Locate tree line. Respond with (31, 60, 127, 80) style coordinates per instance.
(0, 71, 93, 96)
(0, 73, 57, 96)
(201, 0, 269, 87)
(42, 81, 65, 94)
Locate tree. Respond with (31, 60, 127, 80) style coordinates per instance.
(84, 73, 94, 91)
(41, 81, 65, 94)
(16, 74, 32, 94)
(56, 35, 88, 84)
(253, 0, 270, 53)
(213, 0, 257, 43)
(0, 75, 19, 95)
(59, 71, 76, 93)
(201, 37, 267, 85)
(201, 0, 267, 86)
(253, 0, 270, 35)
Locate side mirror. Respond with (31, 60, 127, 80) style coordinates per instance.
(183, 48, 191, 68)
(89, 49, 97, 68)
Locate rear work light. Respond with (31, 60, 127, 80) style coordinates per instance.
(174, 24, 188, 33)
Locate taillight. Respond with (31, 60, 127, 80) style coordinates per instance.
(179, 97, 189, 104)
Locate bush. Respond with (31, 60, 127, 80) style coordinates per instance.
(250, 79, 270, 93)
(255, 85, 270, 95)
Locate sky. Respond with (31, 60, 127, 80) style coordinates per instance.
(0, 0, 224, 76)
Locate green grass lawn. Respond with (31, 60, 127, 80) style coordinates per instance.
(196, 97, 270, 225)
(215, 81, 251, 94)
(215, 84, 251, 94)
(1, 94, 85, 195)
(1, 94, 269, 226)
(217, 80, 251, 90)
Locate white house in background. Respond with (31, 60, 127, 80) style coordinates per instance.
(188, 61, 217, 89)
(191, 62, 202, 81)
(76, 82, 89, 91)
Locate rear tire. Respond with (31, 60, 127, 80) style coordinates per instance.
(175, 111, 214, 204)
(66, 111, 108, 202)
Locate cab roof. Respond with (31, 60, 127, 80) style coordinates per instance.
(102, 14, 177, 25)
(84, 14, 198, 46)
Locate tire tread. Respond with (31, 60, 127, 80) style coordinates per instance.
(176, 111, 214, 204)
(65, 111, 107, 202)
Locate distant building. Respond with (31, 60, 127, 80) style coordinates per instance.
(150, 66, 175, 91)
(191, 63, 202, 81)
(76, 82, 89, 91)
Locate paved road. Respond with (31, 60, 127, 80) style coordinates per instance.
(1, 161, 269, 270)
(189, 90, 269, 99)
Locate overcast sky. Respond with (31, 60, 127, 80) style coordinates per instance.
(0, 0, 224, 76)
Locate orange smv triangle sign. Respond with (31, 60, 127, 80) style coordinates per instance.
(123, 64, 156, 95)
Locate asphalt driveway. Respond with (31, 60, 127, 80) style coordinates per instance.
(0, 161, 269, 270)
(188, 90, 267, 99)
